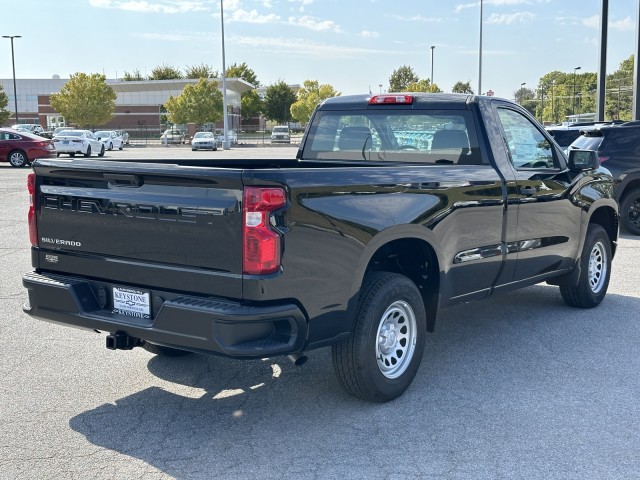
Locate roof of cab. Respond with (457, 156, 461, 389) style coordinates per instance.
(318, 93, 476, 111)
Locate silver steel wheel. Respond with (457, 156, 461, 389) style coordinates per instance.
(376, 300, 417, 379)
(588, 241, 607, 294)
(9, 151, 27, 167)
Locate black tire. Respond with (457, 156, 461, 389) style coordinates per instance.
(332, 272, 426, 402)
(56, 153, 61, 157)
(560, 224, 611, 308)
(141, 341, 193, 357)
(8, 150, 28, 168)
(98, 145, 105, 157)
(69, 153, 75, 157)
(84, 146, 91, 157)
(620, 187, 640, 235)
(119, 143, 124, 150)
(107, 142, 113, 151)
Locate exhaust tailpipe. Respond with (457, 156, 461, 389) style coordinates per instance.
(287, 353, 308, 366)
(106, 332, 140, 350)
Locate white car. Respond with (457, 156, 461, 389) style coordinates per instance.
(271, 126, 291, 143)
(12, 124, 45, 135)
(94, 130, 124, 151)
(215, 130, 238, 145)
(191, 132, 218, 151)
(53, 130, 105, 157)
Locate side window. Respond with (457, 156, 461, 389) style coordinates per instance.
(497, 108, 556, 169)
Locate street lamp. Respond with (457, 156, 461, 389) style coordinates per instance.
(430, 45, 435, 86)
(573, 66, 581, 120)
(220, 1, 230, 150)
(2, 35, 21, 124)
(478, 0, 483, 95)
(518, 82, 526, 103)
(551, 79, 556, 123)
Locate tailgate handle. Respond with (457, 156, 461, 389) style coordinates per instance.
(104, 173, 142, 187)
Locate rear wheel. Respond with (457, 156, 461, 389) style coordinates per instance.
(332, 272, 426, 402)
(141, 341, 193, 357)
(620, 187, 640, 235)
(560, 224, 611, 308)
(69, 153, 76, 157)
(84, 146, 91, 157)
(98, 145, 105, 157)
(8, 150, 28, 168)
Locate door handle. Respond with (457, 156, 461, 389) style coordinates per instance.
(520, 186, 537, 196)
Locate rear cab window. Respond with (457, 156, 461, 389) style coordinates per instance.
(301, 104, 484, 166)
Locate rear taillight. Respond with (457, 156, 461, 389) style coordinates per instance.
(243, 187, 286, 275)
(598, 156, 609, 163)
(27, 173, 38, 246)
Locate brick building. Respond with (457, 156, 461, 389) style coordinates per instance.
(0, 77, 253, 134)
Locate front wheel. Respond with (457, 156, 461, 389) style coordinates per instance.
(98, 145, 105, 157)
(332, 272, 426, 402)
(8, 150, 28, 168)
(560, 224, 612, 308)
(84, 146, 91, 157)
(620, 187, 640, 235)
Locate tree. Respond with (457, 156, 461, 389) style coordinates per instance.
(290, 80, 340, 124)
(388, 65, 419, 92)
(605, 55, 634, 121)
(405, 79, 441, 93)
(50, 73, 116, 128)
(225, 62, 262, 120)
(185, 64, 218, 79)
(264, 81, 297, 124)
(122, 69, 144, 81)
(240, 90, 263, 121)
(0, 84, 10, 124)
(225, 62, 259, 87)
(148, 64, 183, 80)
(452, 81, 474, 94)
(163, 78, 223, 125)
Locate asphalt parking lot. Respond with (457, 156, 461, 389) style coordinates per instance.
(2, 147, 640, 479)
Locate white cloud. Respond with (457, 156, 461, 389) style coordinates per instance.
(392, 15, 444, 23)
(486, 11, 535, 24)
(360, 30, 379, 38)
(89, 0, 209, 14)
(611, 16, 634, 32)
(582, 15, 599, 29)
(229, 35, 399, 59)
(229, 8, 280, 23)
(455, 0, 547, 13)
(287, 15, 341, 32)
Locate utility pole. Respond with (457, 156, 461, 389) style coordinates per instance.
(2, 35, 21, 124)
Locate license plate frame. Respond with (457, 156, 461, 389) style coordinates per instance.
(112, 286, 151, 319)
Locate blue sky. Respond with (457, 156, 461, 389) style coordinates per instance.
(1, 0, 637, 98)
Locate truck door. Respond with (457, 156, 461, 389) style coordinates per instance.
(493, 104, 582, 284)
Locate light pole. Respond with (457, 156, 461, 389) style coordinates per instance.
(573, 66, 581, 120)
(220, 1, 230, 149)
(2, 35, 21, 124)
(518, 82, 526, 103)
(430, 45, 435, 86)
(478, 0, 483, 95)
(551, 79, 555, 123)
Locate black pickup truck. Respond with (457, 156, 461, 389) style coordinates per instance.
(23, 93, 618, 402)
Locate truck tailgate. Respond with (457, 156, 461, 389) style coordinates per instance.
(33, 159, 243, 295)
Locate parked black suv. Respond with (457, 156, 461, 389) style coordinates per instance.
(569, 123, 640, 234)
(547, 121, 622, 149)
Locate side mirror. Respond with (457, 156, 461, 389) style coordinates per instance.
(568, 149, 599, 172)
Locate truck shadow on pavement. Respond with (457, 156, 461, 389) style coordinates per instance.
(69, 284, 640, 479)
